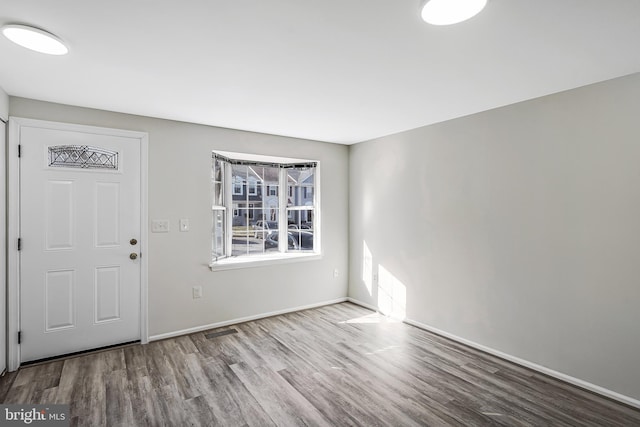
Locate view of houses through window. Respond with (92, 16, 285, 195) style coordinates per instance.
(212, 152, 318, 263)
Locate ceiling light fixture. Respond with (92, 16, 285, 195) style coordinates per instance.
(421, 0, 488, 26)
(1, 24, 68, 55)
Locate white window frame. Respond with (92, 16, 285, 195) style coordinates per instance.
(210, 151, 321, 270)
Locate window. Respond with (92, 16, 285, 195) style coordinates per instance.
(286, 167, 316, 253)
(232, 176, 243, 195)
(212, 152, 319, 266)
(248, 177, 258, 195)
(49, 145, 119, 170)
(303, 186, 313, 199)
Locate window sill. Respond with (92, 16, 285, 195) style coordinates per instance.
(209, 252, 322, 271)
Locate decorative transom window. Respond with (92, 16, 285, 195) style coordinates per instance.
(212, 151, 319, 265)
(49, 145, 118, 170)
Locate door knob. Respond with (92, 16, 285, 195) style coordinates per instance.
(130, 253, 138, 260)
(130, 238, 138, 245)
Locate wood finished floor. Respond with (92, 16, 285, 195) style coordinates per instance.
(1, 302, 639, 426)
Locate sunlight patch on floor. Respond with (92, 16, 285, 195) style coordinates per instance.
(364, 345, 401, 356)
(339, 312, 401, 324)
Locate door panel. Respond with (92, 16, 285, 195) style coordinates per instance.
(95, 266, 121, 323)
(20, 125, 141, 362)
(45, 270, 75, 331)
(95, 182, 120, 247)
(45, 180, 75, 250)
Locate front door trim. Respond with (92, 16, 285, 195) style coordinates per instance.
(8, 117, 149, 371)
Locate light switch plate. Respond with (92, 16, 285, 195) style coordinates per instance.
(180, 219, 190, 232)
(151, 219, 170, 233)
(193, 286, 202, 299)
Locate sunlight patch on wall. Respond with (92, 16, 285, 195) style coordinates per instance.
(377, 265, 406, 320)
(363, 241, 373, 296)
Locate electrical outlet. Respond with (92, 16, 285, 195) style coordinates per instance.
(373, 273, 378, 283)
(192, 286, 202, 299)
(151, 219, 170, 233)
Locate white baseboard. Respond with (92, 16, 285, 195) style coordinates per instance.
(404, 318, 640, 409)
(148, 297, 348, 342)
(346, 297, 640, 409)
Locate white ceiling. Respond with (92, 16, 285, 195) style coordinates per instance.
(1, 1, 640, 144)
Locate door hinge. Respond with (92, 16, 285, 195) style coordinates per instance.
(18, 144, 21, 158)
(18, 331, 21, 344)
(17, 238, 22, 251)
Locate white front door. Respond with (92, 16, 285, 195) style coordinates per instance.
(19, 122, 142, 363)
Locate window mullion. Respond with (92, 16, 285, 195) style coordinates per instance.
(278, 168, 287, 253)
(313, 165, 320, 253)
(224, 162, 233, 257)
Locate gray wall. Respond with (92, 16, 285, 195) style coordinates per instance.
(349, 72, 640, 401)
(10, 97, 349, 337)
(0, 87, 7, 121)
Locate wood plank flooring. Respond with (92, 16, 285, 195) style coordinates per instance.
(1, 302, 639, 426)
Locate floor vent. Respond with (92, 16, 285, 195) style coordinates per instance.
(205, 329, 238, 339)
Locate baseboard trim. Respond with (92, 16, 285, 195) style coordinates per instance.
(149, 297, 348, 342)
(346, 297, 640, 409)
(404, 318, 640, 409)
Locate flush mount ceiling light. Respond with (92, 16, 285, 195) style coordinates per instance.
(1, 24, 68, 55)
(421, 0, 488, 25)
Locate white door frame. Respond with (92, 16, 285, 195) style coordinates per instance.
(7, 117, 149, 371)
